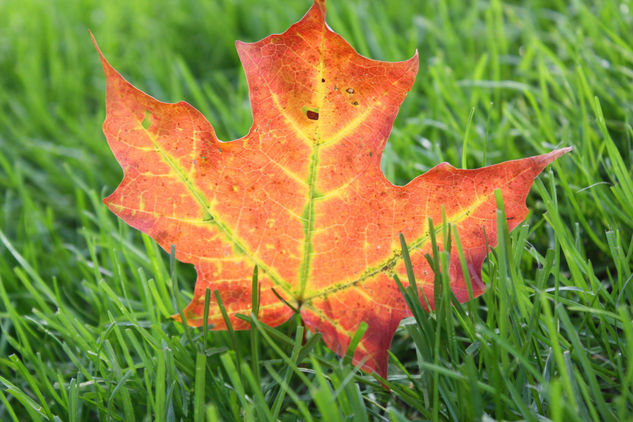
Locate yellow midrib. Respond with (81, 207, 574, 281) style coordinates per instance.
(297, 23, 328, 299)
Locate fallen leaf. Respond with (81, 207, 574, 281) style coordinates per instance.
(95, 0, 570, 376)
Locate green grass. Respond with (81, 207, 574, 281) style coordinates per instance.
(1, 0, 632, 420)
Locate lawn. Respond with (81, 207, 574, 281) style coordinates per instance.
(1, 0, 632, 420)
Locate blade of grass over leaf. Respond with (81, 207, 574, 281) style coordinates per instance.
(343, 322, 368, 367)
(202, 288, 211, 349)
(250, 266, 262, 384)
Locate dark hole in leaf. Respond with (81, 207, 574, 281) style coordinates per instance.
(321, 78, 325, 82)
(346, 88, 354, 94)
(352, 101, 359, 106)
(307, 110, 319, 120)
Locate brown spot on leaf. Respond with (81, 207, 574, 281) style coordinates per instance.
(307, 110, 319, 120)
(346, 88, 354, 94)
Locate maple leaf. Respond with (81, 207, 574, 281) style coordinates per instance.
(95, 0, 570, 376)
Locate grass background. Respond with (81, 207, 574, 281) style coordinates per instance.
(1, 0, 632, 420)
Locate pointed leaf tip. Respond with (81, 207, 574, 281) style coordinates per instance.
(536, 146, 572, 167)
(552, 146, 573, 159)
(313, 0, 326, 15)
(91, 33, 118, 79)
(90, 32, 104, 60)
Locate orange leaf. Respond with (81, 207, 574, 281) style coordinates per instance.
(95, 0, 570, 376)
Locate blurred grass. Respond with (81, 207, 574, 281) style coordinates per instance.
(1, 0, 632, 420)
